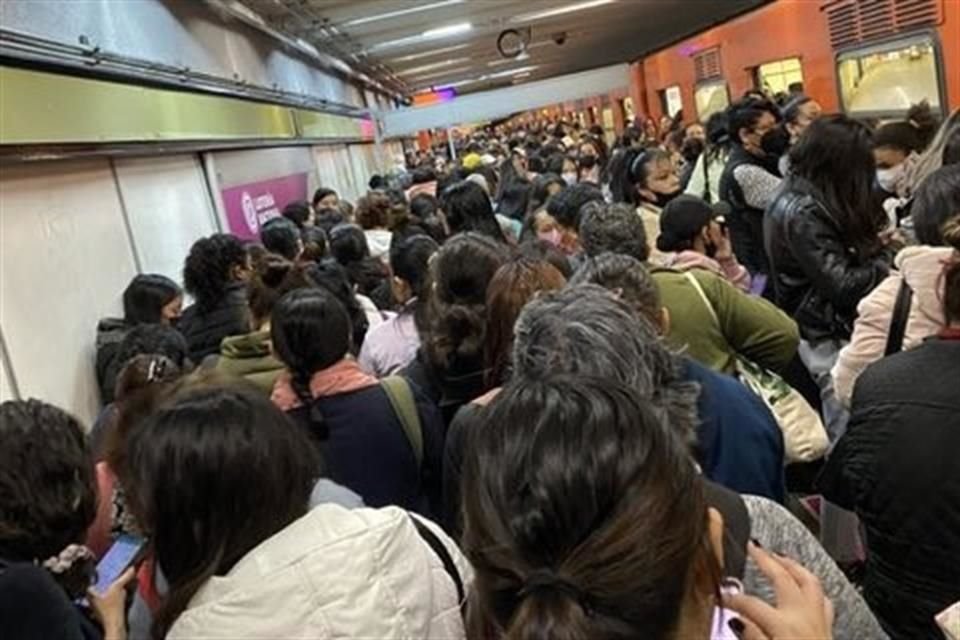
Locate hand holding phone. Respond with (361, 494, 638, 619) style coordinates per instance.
(92, 534, 146, 596)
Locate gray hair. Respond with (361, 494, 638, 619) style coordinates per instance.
(512, 284, 698, 449)
(578, 201, 649, 262)
(570, 253, 662, 328)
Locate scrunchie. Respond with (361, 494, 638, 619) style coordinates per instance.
(41, 544, 94, 574)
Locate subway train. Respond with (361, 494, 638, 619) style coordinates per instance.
(511, 0, 959, 140)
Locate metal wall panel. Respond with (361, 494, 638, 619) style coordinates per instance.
(113, 155, 220, 285)
(0, 159, 138, 425)
(0, 0, 363, 108)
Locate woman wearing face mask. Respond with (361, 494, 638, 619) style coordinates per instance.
(612, 145, 682, 264)
(783, 96, 822, 145)
(873, 103, 939, 226)
(577, 138, 604, 185)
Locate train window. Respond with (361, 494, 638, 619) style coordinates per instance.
(623, 97, 636, 123)
(756, 58, 804, 96)
(694, 80, 730, 120)
(837, 35, 942, 117)
(659, 85, 683, 118)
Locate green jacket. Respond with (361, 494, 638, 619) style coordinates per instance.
(212, 330, 285, 394)
(653, 268, 799, 374)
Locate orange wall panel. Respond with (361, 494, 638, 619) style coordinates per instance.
(638, 0, 836, 122)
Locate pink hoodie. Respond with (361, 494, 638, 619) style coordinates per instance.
(832, 246, 955, 407)
(663, 250, 752, 293)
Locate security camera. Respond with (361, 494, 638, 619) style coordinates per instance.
(552, 32, 568, 46)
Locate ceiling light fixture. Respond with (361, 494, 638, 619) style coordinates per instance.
(387, 43, 471, 63)
(343, 0, 465, 27)
(408, 65, 476, 82)
(510, 0, 616, 24)
(487, 65, 539, 80)
(367, 22, 473, 53)
(397, 57, 473, 76)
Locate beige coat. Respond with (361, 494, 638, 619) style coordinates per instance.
(169, 504, 470, 639)
(832, 246, 953, 407)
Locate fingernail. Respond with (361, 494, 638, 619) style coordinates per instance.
(728, 618, 745, 637)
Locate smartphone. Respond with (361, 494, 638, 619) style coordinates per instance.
(92, 533, 146, 596)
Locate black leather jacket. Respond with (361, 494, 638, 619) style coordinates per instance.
(764, 177, 890, 342)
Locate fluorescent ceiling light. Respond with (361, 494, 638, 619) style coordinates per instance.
(397, 57, 472, 76)
(422, 23, 472, 38)
(487, 65, 539, 80)
(510, 0, 616, 24)
(343, 0, 465, 27)
(367, 22, 472, 53)
(407, 65, 475, 82)
(387, 43, 470, 63)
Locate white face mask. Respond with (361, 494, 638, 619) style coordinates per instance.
(876, 164, 905, 194)
(562, 172, 578, 186)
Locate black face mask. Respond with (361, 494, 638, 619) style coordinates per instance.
(650, 189, 681, 208)
(578, 155, 598, 169)
(760, 126, 790, 159)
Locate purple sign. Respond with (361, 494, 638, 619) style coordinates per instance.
(221, 173, 309, 240)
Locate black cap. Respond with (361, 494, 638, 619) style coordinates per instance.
(657, 195, 730, 252)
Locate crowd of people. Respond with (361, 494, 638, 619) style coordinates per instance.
(3, 90, 960, 640)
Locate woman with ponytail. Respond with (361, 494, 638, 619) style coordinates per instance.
(820, 214, 960, 640)
(401, 232, 510, 426)
(464, 376, 835, 640)
(270, 287, 444, 515)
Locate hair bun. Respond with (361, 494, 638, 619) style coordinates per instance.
(260, 256, 294, 288)
(943, 216, 960, 252)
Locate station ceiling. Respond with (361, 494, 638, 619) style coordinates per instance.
(233, 0, 768, 97)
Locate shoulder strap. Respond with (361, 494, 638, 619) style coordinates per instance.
(684, 271, 720, 325)
(884, 279, 914, 357)
(381, 376, 423, 469)
(702, 153, 713, 203)
(409, 515, 466, 609)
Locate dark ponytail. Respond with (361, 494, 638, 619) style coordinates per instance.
(271, 288, 352, 434)
(464, 377, 717, 640)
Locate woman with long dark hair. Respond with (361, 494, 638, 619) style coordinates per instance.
(441, 180, 509, 243)
(402, 233, 509, 426)
(123, 383, 467, 640)
(684, 111, 734, 204)
(766, 115, 891, 437)
(462, 375, 834, 640)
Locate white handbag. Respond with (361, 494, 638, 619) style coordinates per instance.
(684, 272, 829, 464)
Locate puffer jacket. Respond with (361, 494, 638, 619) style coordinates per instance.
(177, 283, 250, 362)
(168, 504, 470, 640)
(94, 317, 132, 404)
(832, 246, 954, 406)
(764, 176, 890, 342)
(818, 337, 960, 639)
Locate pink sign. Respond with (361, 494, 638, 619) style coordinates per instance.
(220, 173, 309, 240)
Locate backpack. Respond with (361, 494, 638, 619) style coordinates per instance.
(380, 376, 423, 469)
